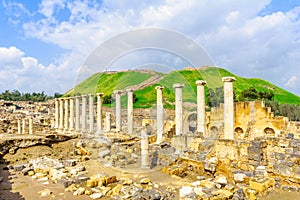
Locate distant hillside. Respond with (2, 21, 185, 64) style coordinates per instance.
(65, 67, 300, 108)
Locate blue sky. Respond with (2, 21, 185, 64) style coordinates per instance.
(0, 0, 300, 96)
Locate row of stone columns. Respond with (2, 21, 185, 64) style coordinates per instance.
(54, 76, 235, 140)
(55, 93, 104, 133)
(17, 118, 33, 134)
(157, 77, 235, 140)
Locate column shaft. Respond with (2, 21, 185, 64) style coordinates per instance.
(127, 89, 134, 135)
(69, 97, 74, 131)
(17, 119, 21, 134)
(22, 119, 26, 134)
(105, 112, 111, 132)
(54, 98, 59, 128)
(59, 99, 64, 130)
(29, 117, 33, 134)
(97, 93, 103, 133)
(88, 94, 94, 133)
(64, 98, 69, 130)
(114, 90, 122, 131)
(81, 95, 87, 133)
(222, 77, 236, 140)
(196, 80, 207, 135)
(173, 84, 184, 136)
(156, 86, 164, 143)
(75, 96, 80, 132)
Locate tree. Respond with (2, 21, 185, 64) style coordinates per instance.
(102, 95, 112, 104)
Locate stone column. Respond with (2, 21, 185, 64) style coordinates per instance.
(141, 131, 150, 168)
(64, 98, 69, 131)
(54, 98, 59, 128)
(173, 84, 184, 136)
(88, 94, 94, 133)
(69, 97, 74, 131)
(196, 80, 207, 135)
(96, 93, 104, 133)
(22, 119, 26, 134)
(105, 112, 111, 132)
(114, 90, 122, 131)
(155, 86, 164, 143)
(127, 89, 134, 135)
(75, 96, 80, 132)
(29, 117, 33, 134)
(222, 77, 236, 140)
(81, 95, 87, 133)
(59, 98, 64, 130)
(17, 119, 21, 134)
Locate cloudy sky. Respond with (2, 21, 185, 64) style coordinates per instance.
(0, 0, 300, 96)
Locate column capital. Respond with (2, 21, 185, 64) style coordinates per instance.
(126, 88, 134, 93)
(88, 93, 94, 97)
(222, 77, 236, 82)
(113, 90, 122, 95)
(81, 94, 87, 98)
(96, 93, 104, 97)
(196, 80, 207, 86)
(155, 86, 164, 90)
(75, 95, 80, 99)
(173, 83, 184, 88)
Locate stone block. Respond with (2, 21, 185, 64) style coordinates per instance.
(290, 140, 300, 148)
(275, 152, 285, 160)
(274, 165, 293, 176)
(249, 178, 275, 193)
(286, 133, 294, 139)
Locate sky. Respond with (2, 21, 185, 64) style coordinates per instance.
(0, 0, 300, 96)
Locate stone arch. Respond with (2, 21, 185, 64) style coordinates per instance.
(264, 127, 275, 135)
(210, 126, 219, 137)
(234, 127, 244, 139)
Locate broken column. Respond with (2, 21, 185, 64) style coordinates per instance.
(64, 98, 69, 131)
(17, 119, 21, 134)
(127, 89, 134, 135)
(22, 118, 25, 134)
(54, 98, 59, 128)
(88, 94, 94, 133)
(155, 86, 164, 143)
(75, 96, 80, 132)
(141, 131, 150, 168)
(59, 98, 64, 130)
(173, 84, 184, 136)
(96, 93, 104, 134)
(222, 77, 236, 140)
(81, 95, 87, 133)
(105, 112, 111, 132)
(114, 90, 122, 132)
(196, 80, 207, 136)
(29, 117, 33, 134)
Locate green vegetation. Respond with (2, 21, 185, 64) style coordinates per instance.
(0, 90, 52, 101)
(66, 71, 153, 96)
(66, 67, 300, 109)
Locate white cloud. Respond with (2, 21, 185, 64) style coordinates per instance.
(1, 0, 300, 96)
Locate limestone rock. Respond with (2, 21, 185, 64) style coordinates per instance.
(90, 193, 103, 199)
(73, 187, 85, 196)
(140, 177, 151, 184)
(38, 189, 52, 197)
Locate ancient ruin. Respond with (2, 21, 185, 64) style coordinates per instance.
(0, 75, 300, 200)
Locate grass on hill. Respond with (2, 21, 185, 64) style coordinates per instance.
(66, 67, 300, 108)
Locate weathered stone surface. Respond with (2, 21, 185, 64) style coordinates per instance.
(38, 189, 52, 197)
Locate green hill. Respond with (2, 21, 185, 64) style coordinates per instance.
(65, 67, 300, 108)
